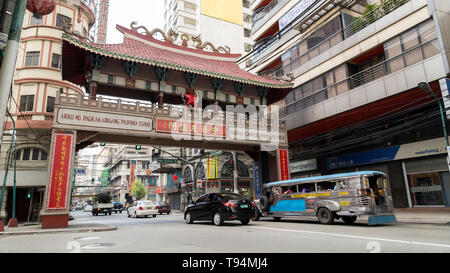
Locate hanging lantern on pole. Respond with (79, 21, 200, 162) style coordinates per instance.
(26, 0, 56, 19)
(26, 0, 56, 37)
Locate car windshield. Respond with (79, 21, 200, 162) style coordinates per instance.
(216, 193, 246, 201)
(140, 201, 153, 206)
(156, 202, 167, 206)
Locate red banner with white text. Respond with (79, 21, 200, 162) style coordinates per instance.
(47, 133, 73, 210)
(278, 149, 290, 181)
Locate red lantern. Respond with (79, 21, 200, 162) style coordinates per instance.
(26, 0, 56, 19)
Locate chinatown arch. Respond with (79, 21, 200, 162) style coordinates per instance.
(40, 23, 293, 229)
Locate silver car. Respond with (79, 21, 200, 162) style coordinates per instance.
(127, 200, 158, 218)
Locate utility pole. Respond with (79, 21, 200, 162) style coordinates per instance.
(0, 0, 27, 148)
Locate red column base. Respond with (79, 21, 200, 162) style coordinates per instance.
(7, 218, 18, 227)
(41, 214, 69, 229)
(0, 220, 4, 231)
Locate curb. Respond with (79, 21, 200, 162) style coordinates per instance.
(0, 225, 117, 236)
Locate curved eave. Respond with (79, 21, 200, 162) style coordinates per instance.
(62, 33, 293, 90)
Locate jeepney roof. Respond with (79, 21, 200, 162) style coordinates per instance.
(264, 171, 386, 188)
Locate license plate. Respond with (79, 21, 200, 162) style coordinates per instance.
(240, 204, 249, 208)
(145, 207, 152, 210)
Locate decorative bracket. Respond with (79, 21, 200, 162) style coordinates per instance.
(88, 53, 106, 70)
(234, 82, 246, 97)
(258, 86, 269, 99)
(211, 78, 224, 91)
(155, 67, 170, 82)
(123, 61, 139, 78)
(184, 72, 198, 89)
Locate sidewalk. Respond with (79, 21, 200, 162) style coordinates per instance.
(393, 208, 450, 224)
(0, 221, 117, 236)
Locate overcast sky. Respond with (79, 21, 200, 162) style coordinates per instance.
(106, 0, 166, 44)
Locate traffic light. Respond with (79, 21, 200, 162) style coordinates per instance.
(100, 142, 105, 146)
(135, 145, 141, 150)
(26, 190, 32, 199)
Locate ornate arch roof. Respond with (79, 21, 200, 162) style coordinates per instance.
(61, 24, 293, 90)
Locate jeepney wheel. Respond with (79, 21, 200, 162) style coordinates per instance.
(317, 208, 334, 225)
(252, 208, 260, 221)
(273, 217, 282, 221)
(342, 216, 357, 224)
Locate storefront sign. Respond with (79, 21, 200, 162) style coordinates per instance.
(278, 149, 290, 181)
(156, 118, 225, 138)
(327, 137, 450, 169)
(207, 156, 218, 179)
(57, 109, 153, 132)
(279, 0, 315, 29)
(47, 133, 73, 210)
(290, 158, 317, 173)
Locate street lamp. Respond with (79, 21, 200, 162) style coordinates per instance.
(417, 82, 449, 147)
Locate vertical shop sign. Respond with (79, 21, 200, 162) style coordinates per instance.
(278, 149, 290, 181)
(253, 162, 262, 200)
(47, 133, 73, 210)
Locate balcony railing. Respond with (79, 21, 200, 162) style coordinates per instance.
(272, 0, 410, 79)
(280, 37, 439, 119)
(252, 0, 280, 23)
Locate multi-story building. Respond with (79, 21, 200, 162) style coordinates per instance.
(163, 0, 254, 56)
(247, 0, 450, 208)
(107, 145, 155, 203)
(0, 0, 97, 223)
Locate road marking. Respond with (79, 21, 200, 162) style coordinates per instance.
(248, 226, 450, 249)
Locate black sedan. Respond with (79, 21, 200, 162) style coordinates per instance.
(184, 193, 253, 226)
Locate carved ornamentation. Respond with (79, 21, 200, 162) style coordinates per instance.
(192, 34, 231, 53)
(130, 21, 178, 42)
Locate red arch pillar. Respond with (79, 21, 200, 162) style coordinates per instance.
(40, 129, 77, 229)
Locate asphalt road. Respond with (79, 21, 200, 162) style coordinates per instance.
(1, 210, 450, 253)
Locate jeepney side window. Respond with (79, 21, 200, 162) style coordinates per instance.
(335, 180, 347, 190)
(317, 181, 336, 191)
(299, 183, 315, 193)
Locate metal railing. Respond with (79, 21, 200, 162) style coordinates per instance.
(280, 37, 439, 119)
(252, 0, 280, 23)
(272, 0, 410, 78)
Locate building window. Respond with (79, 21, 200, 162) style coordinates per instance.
(22, 148, 31, 160)
(51, 53, 61, 69)
(30, 16, 43, 26)
(385, 19, 439, 74)
(145, 81, 152, 90)
(32, 148, 40, 160)
(25, 51, 40, 67)
(55, 13, 72, 28)
(107, 75, 115, 84)
(46, 96, 55, 113)
(19, 95, 34, 112)
(244, 28, 251, 38)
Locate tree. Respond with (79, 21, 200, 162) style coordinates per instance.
(131, 179, 146, 200)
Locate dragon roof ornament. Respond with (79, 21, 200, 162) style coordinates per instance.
(130, 21, 231, 54)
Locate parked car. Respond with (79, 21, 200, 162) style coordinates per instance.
(127, 200, 158, 218)
(113, 202, 124, 213)
(84, 204, 93, 212)
(184, 193, 253, 226)
(75, 204, 83, 210)
(156, 201, 171, 215)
